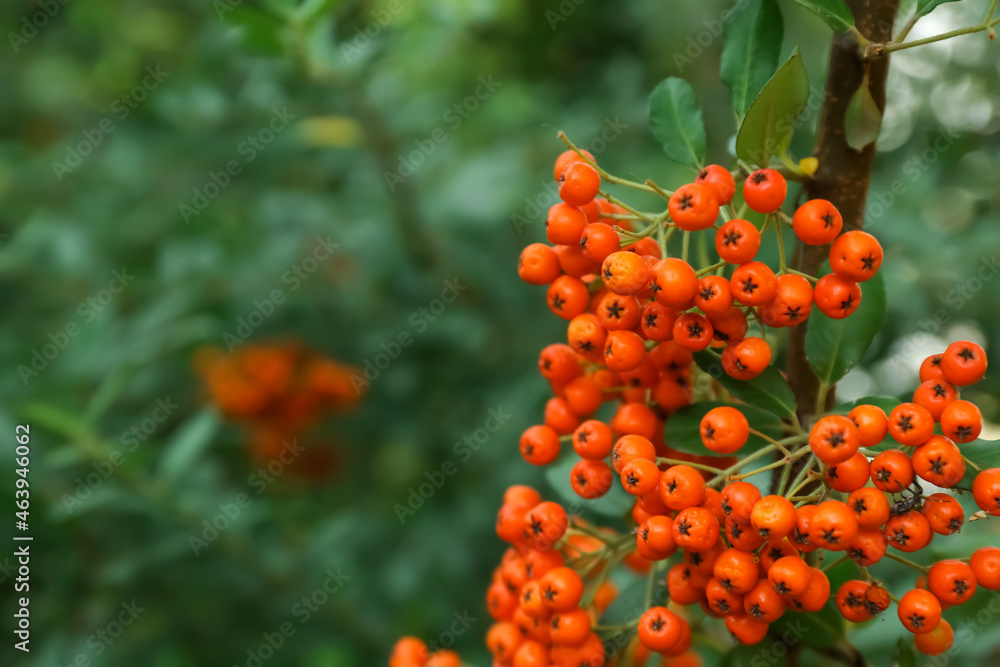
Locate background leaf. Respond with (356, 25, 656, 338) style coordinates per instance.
(791, 0, 855, 31)
(806, 267, 887, 385)
(158, 410, 220, 484)
(694, 353, 798, 419)
(915, 0, 962, 19)
(896, 636, 917, 667)
(735, 48, 810, 165)
(780, 602, 846, 649)
(664, 401, 783, 456)
(649, 77, 707, 169)
(722, 0, 785, 120)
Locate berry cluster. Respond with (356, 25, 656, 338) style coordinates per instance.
(485, 485, 699, 665)
(518, 147, 883, 385)
(389, 638, 461, 667)
(194, 341, 362, 463)
(389, 144, 992, 666)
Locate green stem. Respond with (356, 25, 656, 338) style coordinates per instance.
(964, 456, 983, 473)
(748, 428, 793, 457)
(823, 554, 849, 572)
(816, 380, 831, 415)
(728, 458, 790, 482)
(791, 493, 825, 506)
(695, 261, 727, 276)
(644, 178, 674, 200)
(655, 458, 725, 475)
(777, 455, 794, 496)
(872, 16, 1000, 57)
(775, 214, 788, 272)
(643, 560, 662, 610)
(681, 231, 690, 263)
(784, 268, 819, 283)
(885, 552, 930, 574)
(558, 131, 656, 193)
(786, 462, 819, 499)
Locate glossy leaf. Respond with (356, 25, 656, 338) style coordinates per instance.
(792, 0, 855, 31)
(915, 0, 962, 18)
(845, 74, 883, 150)
(806, 267, 887, 385)
(735, 48, 810, 166)
(694, 352, 798, 420)
(722, 0, 785, 120)
(781, 602, 845, 649)
(649, 77, 707, 170)
(664, 401, 783, 456)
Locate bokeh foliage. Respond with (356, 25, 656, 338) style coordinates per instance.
(1, 0, 999, 665)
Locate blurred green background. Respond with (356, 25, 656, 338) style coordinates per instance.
(1, 0, 1000, 665)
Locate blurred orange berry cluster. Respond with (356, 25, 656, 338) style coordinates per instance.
(194, 341, 364, 469)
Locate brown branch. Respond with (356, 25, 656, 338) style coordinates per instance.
(785, 0, 900, 421)
(782, 9, 899, 663)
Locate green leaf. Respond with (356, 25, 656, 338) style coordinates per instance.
(722, 644, 789, 667)
(664, 401, 783, 456)
(896, 636, 917, 667)
(21, 403, 91, 440)
(781, 602, 845, 649)
(649, 78, 707, 170)
(791, 0, 855, 31)
(694, 352, 798, 420)
(158, 411, 220, 484)
(953, 437, 1000, 491)
(915, 0, 962, 19)
(805, 267, 887, 385)
(845, 75, 883, 150)
(735, 48, 810, 166)
(722, 0, 785, 120)
(223, 6, 286, 56)
(545, 454, 633, 518)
